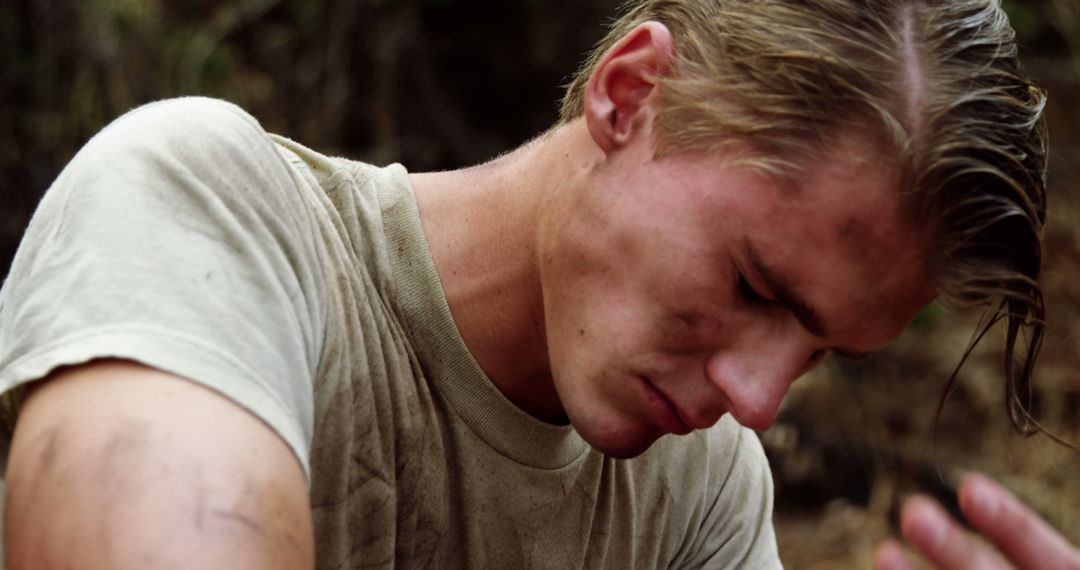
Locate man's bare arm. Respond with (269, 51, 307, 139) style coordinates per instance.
(4, 360, 315, 569)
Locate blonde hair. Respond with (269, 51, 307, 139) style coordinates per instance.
(562, 0, 1049, 436)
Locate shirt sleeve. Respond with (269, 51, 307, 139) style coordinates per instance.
(681, 426, 782, 569)
(0, 97, 328, 480)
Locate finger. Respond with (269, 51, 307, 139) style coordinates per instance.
(874, 538, 915, 570)
(900, 495, 1010, 570)
(958, 473, 1080, 569)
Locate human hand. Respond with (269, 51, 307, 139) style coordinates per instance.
(873, 472, 1080, 570)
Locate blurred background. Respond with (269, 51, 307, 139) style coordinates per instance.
(1, 0, 1077, 567)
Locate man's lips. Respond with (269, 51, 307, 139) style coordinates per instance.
(639, 378, 693, 435)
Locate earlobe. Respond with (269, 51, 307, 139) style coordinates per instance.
(584, 21, 675, 153)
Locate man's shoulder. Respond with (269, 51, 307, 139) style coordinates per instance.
(624, 415, 770, 505)
(645, 415, 764, 469)
(613, 417, 777, 567)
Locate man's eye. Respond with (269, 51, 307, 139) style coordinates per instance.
(735, 271, 763, 302)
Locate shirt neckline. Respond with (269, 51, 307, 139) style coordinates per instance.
(371, 163, 588, 469)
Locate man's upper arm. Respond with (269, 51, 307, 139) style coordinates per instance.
(4, 360, 314, 570)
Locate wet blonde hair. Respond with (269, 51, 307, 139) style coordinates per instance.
(562, 0, 1049, 436)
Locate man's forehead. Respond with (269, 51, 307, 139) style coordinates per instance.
(836, 216, 888, 266)
(743, 201, 933, 351)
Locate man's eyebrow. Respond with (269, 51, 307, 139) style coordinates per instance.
(745, 243, 828, 338)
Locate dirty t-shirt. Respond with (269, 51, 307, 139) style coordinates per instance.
(0, 97, 780, 569)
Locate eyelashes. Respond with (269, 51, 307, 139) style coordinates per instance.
(734, 269, 763, 303)
(734, 267, 828, 365)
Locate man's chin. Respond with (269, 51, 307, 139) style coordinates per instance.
(576, 425, 666, 459)
(561, 392, 671, 458)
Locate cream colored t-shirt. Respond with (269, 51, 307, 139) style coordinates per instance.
(0, 97, 780, 569)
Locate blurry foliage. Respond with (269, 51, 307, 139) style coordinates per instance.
(1005, 0, 1080, 79)
(0, 0, 621, 276)
(1004, 0, 1043, 41)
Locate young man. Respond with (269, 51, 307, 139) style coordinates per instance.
(0, 0, 1074, 569)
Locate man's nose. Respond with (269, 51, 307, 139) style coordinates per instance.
(704, 345, 808, 431)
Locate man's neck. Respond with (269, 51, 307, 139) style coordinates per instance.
(408, 120, 599, 422)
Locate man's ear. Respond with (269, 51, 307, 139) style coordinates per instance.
(584, 21, 675, 153)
